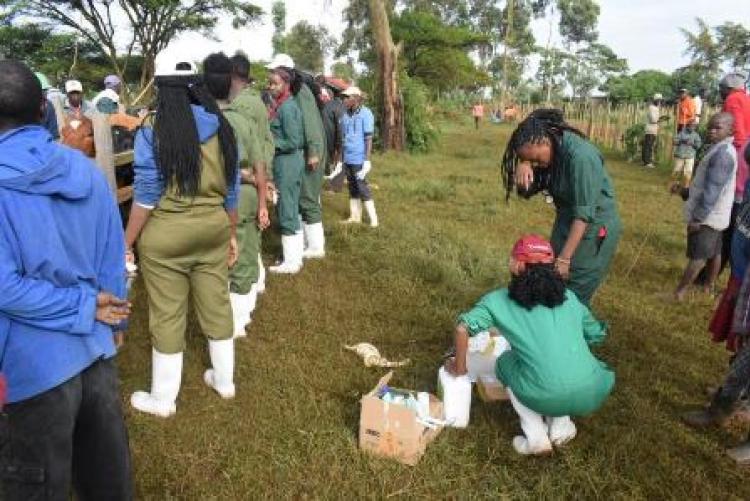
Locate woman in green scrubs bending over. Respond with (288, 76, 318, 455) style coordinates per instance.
(501, 109, 622, 305)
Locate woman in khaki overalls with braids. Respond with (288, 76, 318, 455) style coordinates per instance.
(124, 62, 241, 417)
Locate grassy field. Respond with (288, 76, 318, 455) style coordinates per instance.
(120, 118, 750, 499)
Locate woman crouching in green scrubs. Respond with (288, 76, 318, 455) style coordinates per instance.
(501, 109, 622, 306)
(124, 68, 241, 417)
(267, 68, 306, 274)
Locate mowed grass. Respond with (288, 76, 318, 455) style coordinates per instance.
(119, 118, 750, 499)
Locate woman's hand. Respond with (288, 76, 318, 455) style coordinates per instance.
(125, 248, 135, 266)
(515, 161, 534, 190)
(228, 235, 239, 268)
(307, 155, 320, 171)
(555, 257, 571, 280)
(257, 206, 270, 230)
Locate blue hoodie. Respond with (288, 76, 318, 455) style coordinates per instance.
(133, 105, 239, 210)
(0, 126, 125, 403)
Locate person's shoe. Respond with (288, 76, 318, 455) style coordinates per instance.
(682, 392, 736, 428)
(545, 416, 577, 446)
(727, 441, 750, 465)
(363, 200, 379, 228)
(302, 222, 326, 259)
(247, 283, 259, 317)
(256, 254, 266, 294)
(511, 435, 553, 456)
(131, 350, 183, 417)
(269, 234, 303, 274)
(644, 163, 655, 169)
(203, 339, 235, 399)
(341, 198, 362, 224)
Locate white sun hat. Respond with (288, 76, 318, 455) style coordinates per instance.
(341, 86, 363, 97)
(266, 53, 295, 70)
(154, 52, 197, 77)
(65, 80, 83, 93)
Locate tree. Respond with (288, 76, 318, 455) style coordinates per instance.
(4, 0, 263, 99)
(680, 18, 721, 91)
(603, 70, 673, 104)
(271, 1, 287, 55)
(557, 0, 599, 46)
(331, 60, 356, 81)
(564, 42, 627, 98)
(716, 22, 750, 73)
(370, 0, 405, 151)
(280, 21, 335, 73)
(391, 9, 488, 94)
(0, 22, 142, 93)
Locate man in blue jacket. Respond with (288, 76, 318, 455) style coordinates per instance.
(0, 60, 132, 500)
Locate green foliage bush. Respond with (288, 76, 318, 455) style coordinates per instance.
(402, 74, 439, 153)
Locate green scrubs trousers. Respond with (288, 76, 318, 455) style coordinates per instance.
(230, 184, 260, 294)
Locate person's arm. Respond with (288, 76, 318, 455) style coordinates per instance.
(253, 161, 269, 229)
(725, 97, 748, 149)
(692, 147, 736, 223)
(448, 293, 498, 375)
(298, 87, 324, 169)
(733, 264, 750, 336)
(693, 133, 702, 152)
(125, 127, 163, 250)
(0, 225, 96, 334)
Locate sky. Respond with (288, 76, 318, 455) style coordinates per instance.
(166, 0, 750, 75)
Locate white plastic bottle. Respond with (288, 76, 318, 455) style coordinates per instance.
(437, 366, 472, 428)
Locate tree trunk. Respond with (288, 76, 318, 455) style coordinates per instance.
(369, 0, 405, 152)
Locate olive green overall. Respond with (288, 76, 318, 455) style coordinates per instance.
(222, 103, 263, 294)
(295, 84, 327, 225)
(138, 135, 233, 354)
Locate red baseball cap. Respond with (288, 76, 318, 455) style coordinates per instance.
(511, 234, 555, 265)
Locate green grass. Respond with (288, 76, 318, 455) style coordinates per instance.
(120, 119, 750, 498)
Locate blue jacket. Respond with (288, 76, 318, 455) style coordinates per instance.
(0, 126, 125, 403)
(133, 105, 239, 210)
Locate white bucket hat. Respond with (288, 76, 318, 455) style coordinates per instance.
(154, 52, 197, 77)
(341, 86, 363, 97)
(266, 53, 295, 70)
(65, 80, 83, 93)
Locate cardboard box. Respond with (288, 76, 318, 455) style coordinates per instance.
(476, 375, 509, 402)
(358, 371, 444, 466)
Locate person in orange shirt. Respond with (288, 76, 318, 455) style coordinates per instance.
(677, 88, 696, 132)
(472, 101, 484, 129)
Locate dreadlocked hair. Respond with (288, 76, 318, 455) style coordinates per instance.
(507, 262, 567, 310)
(152, 75, 238, 198)
(500, 108, 586, 201)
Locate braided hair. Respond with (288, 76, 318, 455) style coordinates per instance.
(500, 108, 586, 200)
(152, 75, 238, 198)
(508, 262, 567, 310)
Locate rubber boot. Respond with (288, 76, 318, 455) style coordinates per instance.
(230, 291, 250, 338)
(269, 234, 303, 274)
(364, 200, 379, 228)
(203, 339, 235, 399)
(341, 198, 362, 224)
(131, 350, 183, 418)
(508, 389, 553, 455)
(682, 391, 736, 428)
(545, 416, 577, 446)
(302, 222, 326, 259)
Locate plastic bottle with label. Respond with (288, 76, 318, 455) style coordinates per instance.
(437, 366, 472, 428)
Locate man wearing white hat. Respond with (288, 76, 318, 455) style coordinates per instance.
(61, 79, 95, 157)
(337, 85, 378, 227)
(643, 93, 662, 168)
(266, 54, 329, 259)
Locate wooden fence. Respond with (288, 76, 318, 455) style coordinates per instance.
(505, 101, 717, 164)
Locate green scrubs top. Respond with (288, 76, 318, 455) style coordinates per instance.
(294, 84, 327, 224)
(549, 131, 622, 305)
(458, 289, 615, 417)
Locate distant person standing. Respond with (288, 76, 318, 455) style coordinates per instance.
(677, 88, 696, 132)
(60, 80, 95, 158)
(643, 93, 662, 168)
(472, 101, 484, 129)
(694, 88, 705, 126)
(339, 86, 378, 227)
(34, 72, 60, 140)
(669, 123, 702, 193)
(92, 75, 122, 114)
